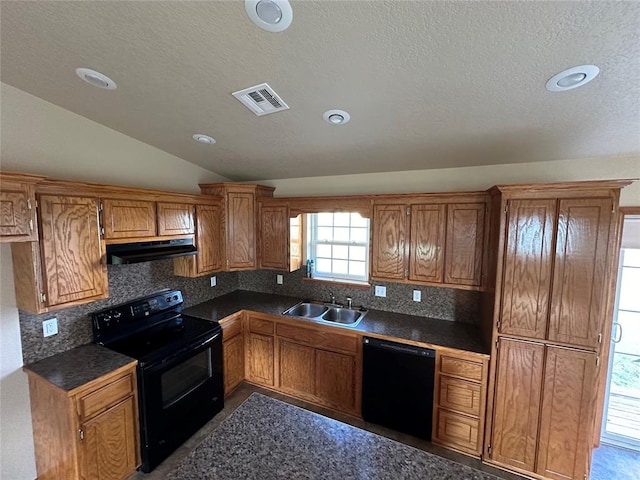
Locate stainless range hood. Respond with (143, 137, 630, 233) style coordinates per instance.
(106, 238, 197, 265)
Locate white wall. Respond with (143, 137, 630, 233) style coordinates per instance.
(0, 245, 37, 480)
(260, 155, 640, 206)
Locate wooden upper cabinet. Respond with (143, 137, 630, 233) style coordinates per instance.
(157, 202, 194, 236)
(371, 204, 408, 280)
(536, 346, 597, 480)
(195, 203, 224, 274)
(548, 198, 613, 348)
(408, 204, 445, 283)
(444, 202, 485, 286)
(259, 204, 289, 270)
(227, 191, 256, 270)
(499, 199, 556, 339)
(102, 199, 156, 239)
(489, 338, 544, 472)
(39, 195, 107, 307)
(0, 175, 38, 242)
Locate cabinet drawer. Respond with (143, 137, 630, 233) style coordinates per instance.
(438, 376, 482, 417)
(434, 408, 480, 454)
(222, 316, 243, 339)
(248, 317, 274, 335)
(440, 356, 483, 382)
(79, 374, 134, 420)
(276, 323, 357, 353)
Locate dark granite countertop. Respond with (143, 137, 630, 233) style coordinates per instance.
(168, 393, 500, 480)
(183, 290, 489, 355)
(23, 344, 136, 392)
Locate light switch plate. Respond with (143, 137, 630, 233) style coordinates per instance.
(413, 290, 422, 302)
(43, 318, 58, 337)
(276, 275, 283, 285)
(374, 285, 387, 297)
(210, 276, 217, 287)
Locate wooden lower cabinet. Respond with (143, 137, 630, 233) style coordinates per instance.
(26, 362, 140, 480)
(222, 314, 245, 395)
(279, 340, 315, 397)
(246, 332, 275, 387)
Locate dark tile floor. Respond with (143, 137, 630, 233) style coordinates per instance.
(128, 383, 524, 480)
(590, 444, 640, 480)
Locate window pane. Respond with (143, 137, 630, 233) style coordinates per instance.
(317, 212, 334, 226)
(349, 261, 366, 276)
(333, 245, 349, 259)
(350, 245, 367, 261)
(350, 227, 368, 243)
(316, 258, 332, 273)
(619, 266, 640, 311)
(334, 227, 350, 242)
(351, 213, 368, 227)
(318, 227, 333, 241)
(332, 259, 349, 274)
(623, 249, 640, 267)
(334, 212, 350, 227)
(317, 244, 332, 258)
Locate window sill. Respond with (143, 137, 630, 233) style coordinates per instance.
(302, 277, 371, 290)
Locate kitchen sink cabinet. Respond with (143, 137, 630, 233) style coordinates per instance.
(174, 202, 224, 277)
(245, 315, 276, 387)
(11, 194, 108, 313)
(370, 195, 488, 290)
(102, 198, 156, 239)
(222, 313, 245, 396)
(157, 202, 194, 236)
(26, 362, 140, 480)
(0, 172, 41, 242)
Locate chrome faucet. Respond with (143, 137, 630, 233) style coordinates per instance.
(346, 297, 353, 309)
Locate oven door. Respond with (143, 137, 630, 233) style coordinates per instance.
(138, 330, 223, 472)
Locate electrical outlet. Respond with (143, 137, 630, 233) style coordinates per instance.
(43, 318, 58, 337)
(210, 276, 217, 287)
(276, 274, 283, 285)
(374, 285, 386, 297)
(413, 290, 422, 302)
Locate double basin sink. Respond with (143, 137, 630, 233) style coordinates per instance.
(283, 301, 367, 327)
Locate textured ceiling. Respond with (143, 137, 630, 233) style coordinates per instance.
(2, 1, 639, 181)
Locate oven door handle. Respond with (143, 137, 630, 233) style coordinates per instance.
(144, 330, 221, 370)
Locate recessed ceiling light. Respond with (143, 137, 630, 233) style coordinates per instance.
(546, 65, 600, 92)
(323, 109, 351, 126)
(245, 0, 292, 32)
(193, 134, 216, 145)
(75, 68, 117, 90)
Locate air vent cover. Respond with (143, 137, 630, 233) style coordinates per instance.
(232, 83, 290, 116)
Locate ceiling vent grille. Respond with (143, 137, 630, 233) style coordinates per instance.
(232, 83, 289, 116)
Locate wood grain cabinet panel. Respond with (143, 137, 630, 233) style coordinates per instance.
(440, 356, 484, 382)
(408, 204, 445, 283)
(315, 349, 356, 413)
(173, 203, 224, 277)
(0, 178, 37, 241)
(223, 333, 245, 395)
(157, 202, 194, 236)
(39, 195, 107, 307)
(102, 199, 156, 239)
(246, 332, 275, 387)
(489, 338, 544, 472)
(259, 204, 289, 270)
(438, 376, 482, 417)
(279, 340, 315, 397)
(536, 347, 597, 480)
(548, 198, 613, 348)
(499, 199, 556, 339)
(435, 409, 480, 454)
(227, 192, 256, 270)
(444, 203, 485, 286)
(371, 204, 408, 280)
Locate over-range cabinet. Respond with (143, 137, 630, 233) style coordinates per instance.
(483, 181, 631, 480)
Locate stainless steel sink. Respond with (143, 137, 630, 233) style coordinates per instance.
(283, 301, 367, 327)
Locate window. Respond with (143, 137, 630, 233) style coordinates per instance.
(307, 212, 370, 283)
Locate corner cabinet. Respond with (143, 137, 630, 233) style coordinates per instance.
(26, 362, 140, 480)
(370, 194, 488, 290)
(0, 172, 41, 242)
(11, 194, 108, 313)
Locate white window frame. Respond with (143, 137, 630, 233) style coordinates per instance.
(307, 212, 370, 284)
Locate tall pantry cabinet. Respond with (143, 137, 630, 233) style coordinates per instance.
(483, 181, 631, 480)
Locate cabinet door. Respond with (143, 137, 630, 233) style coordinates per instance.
(196, 204, 224, 274)
(408, 204, 445, 283)
(80, 396, 138, 480)
(444, 203, 485, 286)
(39, 195, 107, 306)
(279, 340, 315, 398)
(246, 332, 274, 387)
(0, 180, 37, 241)
(223, 334, 245, 395)
(315, 349, 356, 413)
(226, 192, 256, 270)
(490, 338, 544, 472)
(535, 346, 597, 480)
(102, 199, 156, 239)
(157, 202, 194, 236)
(259, 204, 289, 270)
(499, 199, 556, 339)
(548, 198, 613, 348)
(370, 204, 408, 280)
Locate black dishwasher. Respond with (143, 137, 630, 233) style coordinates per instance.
(362, 336, 435, 440)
